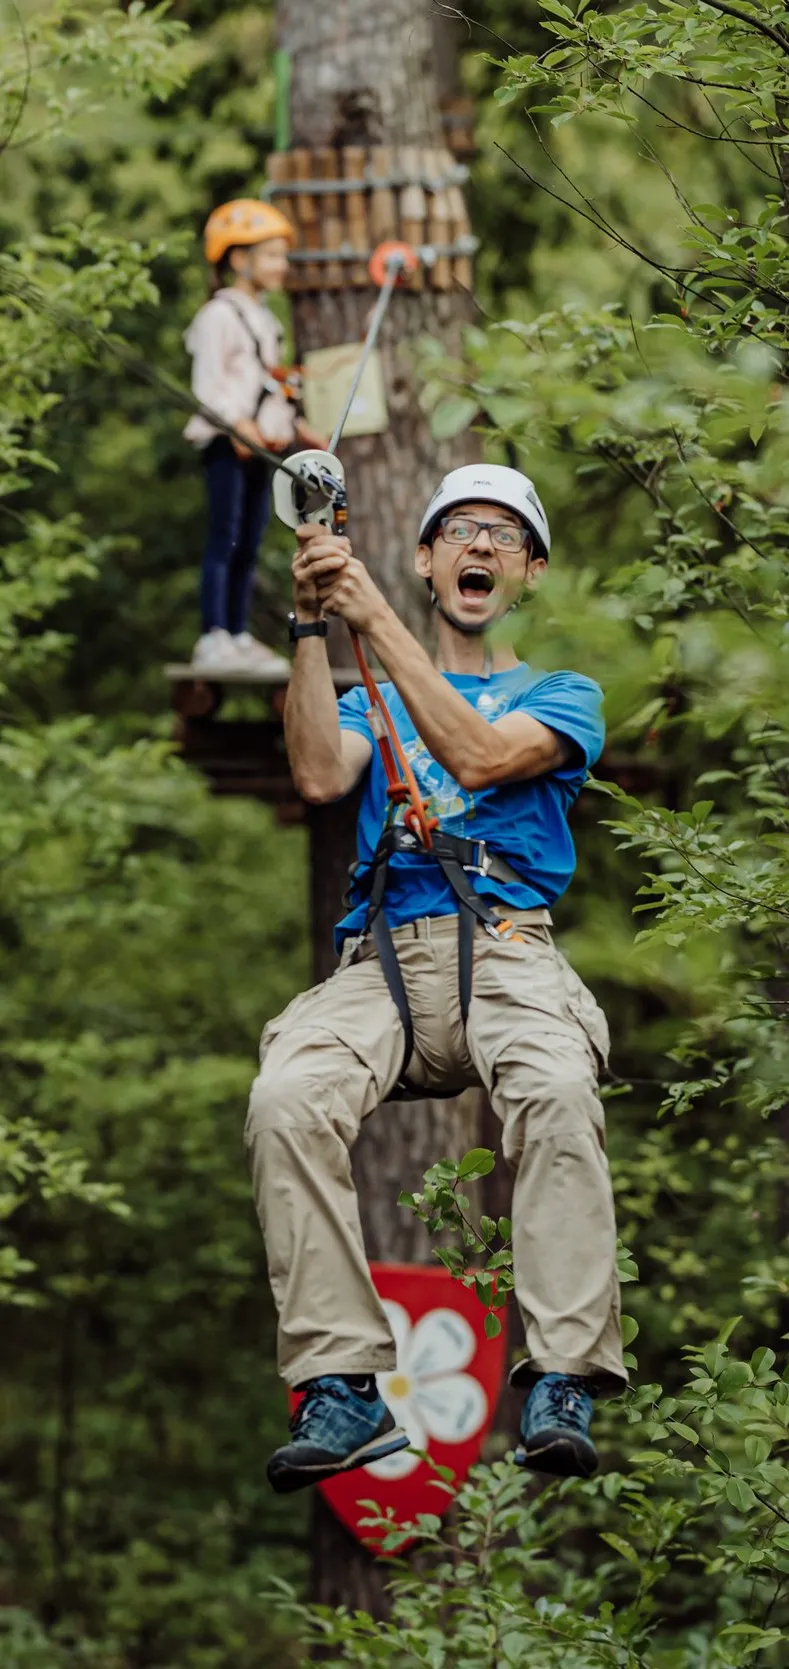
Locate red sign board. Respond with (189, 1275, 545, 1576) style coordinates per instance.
(291, 1262, 506, 1552)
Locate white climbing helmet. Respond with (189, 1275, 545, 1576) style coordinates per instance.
(418, 463, 551, 560)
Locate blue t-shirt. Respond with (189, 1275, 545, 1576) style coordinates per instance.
(335, 663, 604, 948)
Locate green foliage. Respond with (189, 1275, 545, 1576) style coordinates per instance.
(0, 3, 308, 1664)
(416, 0, 789, 1356)
(5, 0, 789, 1664)
(270, 1328, 789, 1665)
(365, 3, 789, 1663)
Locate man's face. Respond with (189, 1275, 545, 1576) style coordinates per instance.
(415, 500, 546, 629)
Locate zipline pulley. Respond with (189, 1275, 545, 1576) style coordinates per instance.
(271, 240, 436, 851)
(272, 241, 416, 531)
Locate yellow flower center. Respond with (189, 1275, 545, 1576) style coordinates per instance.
(387, 1372, 411, 1399)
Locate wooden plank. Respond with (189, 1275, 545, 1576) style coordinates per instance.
(316, 146, 343, 289)
(175, 716, 297, 803)
(267, 152, 300, 290)
(164, 663, 368, 689)
(399, 145, 425, 292)
(343, 145, 369, 286)
(426, 147, 452, 291)
(369, 145, 397, 247)
(291, 147, 321, 289)
(445, 155, 473, 292)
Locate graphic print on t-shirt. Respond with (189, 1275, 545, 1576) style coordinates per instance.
(396, 685, 517, 831)
(334, 663, 606, 947)
(399, 735, 472, 829)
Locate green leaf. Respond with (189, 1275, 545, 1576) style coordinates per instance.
(718, 1363, 752, 1397)
(620, 1314, 639, 1347)
(725, 1477, 758, 1513)
(600, 1532, 640, 1565)
(750, 1346, 776, 1380)
(484, 1312, 502, 1339)
(430, 395, 479, 440)
(457, 1148, 496, 1181)
(667, 1420, 699, 1446)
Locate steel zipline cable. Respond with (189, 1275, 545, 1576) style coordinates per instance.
(0, 246, 438, 847)
(0, 256, 312, 488)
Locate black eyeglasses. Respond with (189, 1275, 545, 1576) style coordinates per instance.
(436, 516, 531, 553)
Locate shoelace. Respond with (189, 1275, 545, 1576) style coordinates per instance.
(542, 1378, 588, 1431)
(288, 1378, 348, 1436)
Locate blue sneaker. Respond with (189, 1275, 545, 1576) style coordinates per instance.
(267, 1376, 410, 1494)
(514, 1373, 597, 1478)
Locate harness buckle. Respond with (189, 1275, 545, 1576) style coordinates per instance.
(464, 839, 491, 877)
(484, 917, 520, 943)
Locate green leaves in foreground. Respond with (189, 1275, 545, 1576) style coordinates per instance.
(268, 1325, 789, 1666)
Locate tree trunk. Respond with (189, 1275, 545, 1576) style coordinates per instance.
(276, 0, 491, 1617)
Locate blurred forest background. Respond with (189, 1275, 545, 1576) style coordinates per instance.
(3, 1, 789, 1665)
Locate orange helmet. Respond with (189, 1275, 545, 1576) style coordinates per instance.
(203, 199, 296, 265)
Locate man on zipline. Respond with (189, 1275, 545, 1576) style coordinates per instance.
(245, 463, 626, 1493)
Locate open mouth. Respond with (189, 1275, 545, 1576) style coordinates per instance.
(457, 566, 496, 603)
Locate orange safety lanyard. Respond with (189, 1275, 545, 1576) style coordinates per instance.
(323, 240, 436, 852)
(347, 627, 437, 849)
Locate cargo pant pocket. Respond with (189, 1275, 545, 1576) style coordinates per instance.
(557, 953, 610, 1075)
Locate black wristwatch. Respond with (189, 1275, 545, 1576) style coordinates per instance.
(288, 612, 328, 642)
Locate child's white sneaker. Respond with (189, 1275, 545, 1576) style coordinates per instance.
(190, 628, 243, 673)
(233, 632, 290, 677)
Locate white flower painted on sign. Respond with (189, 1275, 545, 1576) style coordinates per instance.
(367, 1302, 489, 1479)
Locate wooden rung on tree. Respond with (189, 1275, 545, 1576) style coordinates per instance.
(264, 144, 477, 293)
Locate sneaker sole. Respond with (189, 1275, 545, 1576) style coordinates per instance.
(514, 1433, 598, 1479)
(190, 662, 244, 675)
(267, 1426, 411, 1495)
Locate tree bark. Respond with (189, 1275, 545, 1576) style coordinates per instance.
(277, 0, 488, 1618)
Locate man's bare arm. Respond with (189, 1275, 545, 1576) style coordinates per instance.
(283, 528, 372, 803)
(301, 527, 568, 792)
(363, 604, 569, 790)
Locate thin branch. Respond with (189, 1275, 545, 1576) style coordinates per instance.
(699, 87, 780, 180)
(0, 0, 32, 157)
(495, 141, 684, 276)
(694, 0, 789, 58)
(638, 82, 779, 155)
(495, 142, 737, 309)
(669, 423, 775, 565)
(429, 0, 521, 57)
(495, 143, 787, 351)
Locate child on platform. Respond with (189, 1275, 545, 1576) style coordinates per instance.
(184, 198, 324, 674)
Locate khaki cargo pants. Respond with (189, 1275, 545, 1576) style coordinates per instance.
(245, 909, 627, 1397)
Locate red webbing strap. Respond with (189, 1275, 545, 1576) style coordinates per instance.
(348, 627, 436, 850)
(330, 502, 434, 849)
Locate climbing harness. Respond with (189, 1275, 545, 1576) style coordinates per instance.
(0, 258, 321, 499)
(272, 242, 527, 1093)
(0, 249, 531, 1092)
(215, 291, 302, 413)
(346, 829, 526, 1095)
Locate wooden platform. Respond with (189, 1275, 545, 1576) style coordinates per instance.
(164, 663, 365, 685)
(164, 664, 676, 815)
(165, 661, 367, 813)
